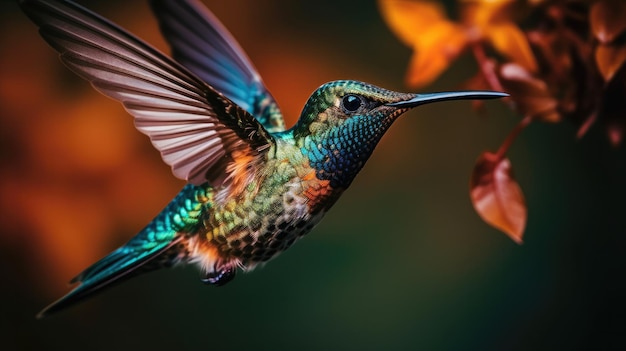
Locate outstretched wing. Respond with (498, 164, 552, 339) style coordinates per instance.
(20, 0, 274, 187)
(150, 0, 285, 133)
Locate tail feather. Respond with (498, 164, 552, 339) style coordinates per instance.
(37, 184, 207, 318)
(37, 235, 184, 319)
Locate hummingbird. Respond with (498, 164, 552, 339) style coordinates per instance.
(20, 0, 507, 318)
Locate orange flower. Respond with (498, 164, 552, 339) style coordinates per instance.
(379, 0, 537, 88)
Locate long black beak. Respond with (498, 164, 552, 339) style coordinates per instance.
(387, 91, 508, 108)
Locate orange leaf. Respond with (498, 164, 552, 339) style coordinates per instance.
(378, 0, 450, 47)
(488, 23, 538, 73)
(470, 152, 527, 244)
(406, 21, 467, 87)
(595, 44, 626, 82)
(591, 0, 626, 44)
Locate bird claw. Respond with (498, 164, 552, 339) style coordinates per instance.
(201, 265, 236, 286)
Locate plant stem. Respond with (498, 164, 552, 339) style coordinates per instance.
(470, 42, 532, 160)
(471, 43, 502, 89)
(495, 114, 533, 160)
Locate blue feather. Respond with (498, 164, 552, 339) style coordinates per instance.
(37, 185, 207, 318)
(150, 0, 285, 133)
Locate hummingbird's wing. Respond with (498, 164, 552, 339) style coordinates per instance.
(150, 0, 286, 133)
(20, 0, 274, 188)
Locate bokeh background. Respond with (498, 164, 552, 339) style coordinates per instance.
(1, 0, 625, 350)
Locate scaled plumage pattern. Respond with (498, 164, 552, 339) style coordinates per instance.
(19, 0, 506, 318)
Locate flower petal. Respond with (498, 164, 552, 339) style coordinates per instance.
(406, 22, 467, 87)
(378, 0, 450, 47)
(488, 23, 538, 73)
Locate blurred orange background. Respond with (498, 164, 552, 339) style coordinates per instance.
(1, 1, 625, 350)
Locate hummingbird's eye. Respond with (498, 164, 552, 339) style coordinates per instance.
(341, 94, 364, 112)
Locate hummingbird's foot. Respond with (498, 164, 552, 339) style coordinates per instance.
(201, 264, 236, 286)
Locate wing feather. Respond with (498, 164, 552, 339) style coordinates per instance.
(150, 0, 286, 132)
(20, 0, 274, 187)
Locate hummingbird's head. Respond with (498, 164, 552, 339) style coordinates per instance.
(292, 80, 414, 140)
(292, 80, 506, 189)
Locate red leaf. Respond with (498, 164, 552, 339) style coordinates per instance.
(498, 63, 560, 123)
(591, 0, 626, 44)
(607, 122, 624, 147)
(470, 152, 527, 244)
(595, 44, 626, 82)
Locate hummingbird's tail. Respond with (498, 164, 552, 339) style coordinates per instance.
(36, 234, 186, 319)
(37, 185, 205, 318)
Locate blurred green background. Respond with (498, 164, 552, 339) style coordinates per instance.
(1, 1, 625, 350)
